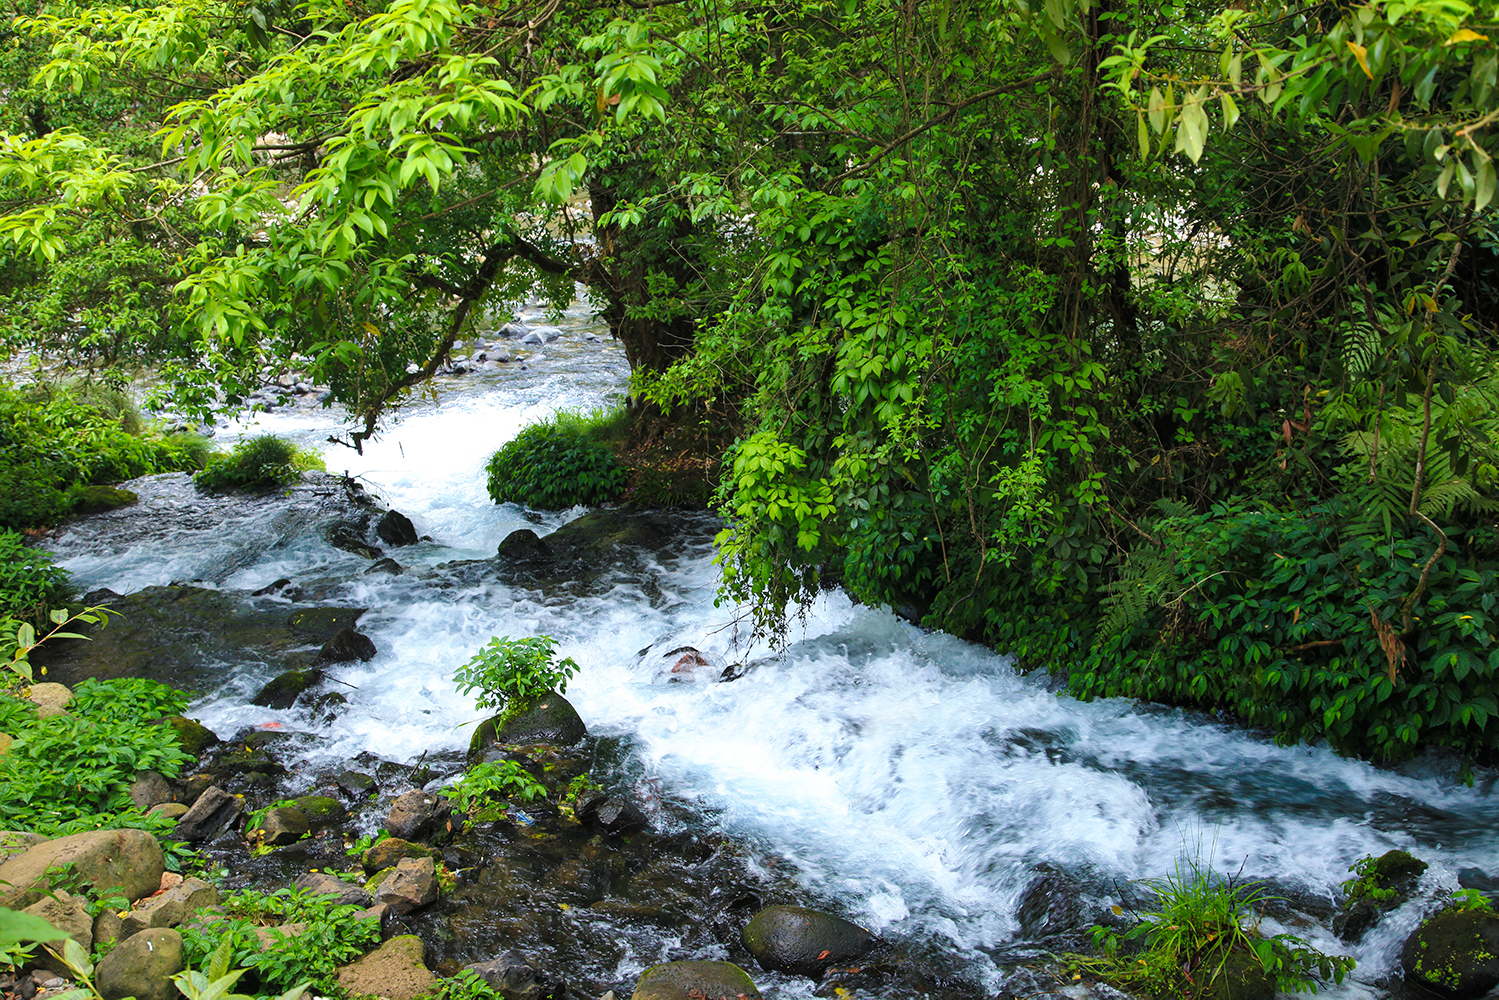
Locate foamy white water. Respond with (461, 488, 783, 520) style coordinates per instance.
(44, 304, 1499, 997)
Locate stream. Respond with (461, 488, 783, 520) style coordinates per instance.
(38, 297, 1499, 1000)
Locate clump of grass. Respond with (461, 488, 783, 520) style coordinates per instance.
(195, 435, 325, 491)
(485, 407, 628, 509)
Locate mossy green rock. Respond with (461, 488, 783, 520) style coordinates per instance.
(1336, 849, 1429, 941)
(1371, 849, 1429, 883)
(287, 606, 367, 641)
(251, 668, 324, 709)
(72, 485, 139, 515)
(1198, 950, 1276, 1000)
(1402, 908, 1499, 998)
(468, 692, 586, 758)
(362, 837, 438, 874)
(632, 960, 762, 1000)
(742, 904, 874, 977)
(294, 795, 346, 825)
(155, 715, 219, 757)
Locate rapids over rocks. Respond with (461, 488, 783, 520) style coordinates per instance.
(36, 301, 1499, 1000)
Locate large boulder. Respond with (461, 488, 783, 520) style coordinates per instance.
(742, 905, 874, 977)
(336, 934, 435, 1000)
(496, 529, 551, 561)
(468, 693, 586, 757)
(385, 790, 456, 843)
(632, 960, 762, 1000)
(118, 877, 220, 938)
(362, 837, 438, 874)
(94, 928, 184, 1000)
(317, 628, 377, 663)
(0, 828, 165, 908)
(375, 857, 440, 915)
(376, 510, 419, 547)
(1402, 907, 1499, 998)
(23, 888, 92, 954)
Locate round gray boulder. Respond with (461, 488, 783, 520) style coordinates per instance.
(1402, 907, 1499, 998)
(95, 927, 184, 1000)
(742, 904, 874, 977)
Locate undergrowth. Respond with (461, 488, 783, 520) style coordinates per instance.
(485, 408, 627, 508)
(195, 435, 326, 491)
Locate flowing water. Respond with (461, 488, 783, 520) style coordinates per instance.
(40, 300, 1499, 999)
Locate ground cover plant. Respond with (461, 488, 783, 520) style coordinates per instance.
(485, 409, 628, 509)
(195, 435, 326, 491)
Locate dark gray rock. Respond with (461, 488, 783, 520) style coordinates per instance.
(128, 770, 174, 811)
(338, 770, 377, 798)
(366, 558, 403, 576)
(742, 905, 875, 978)
(385, 790, 456, 843)
(1403, 907, 1499, 998)
(295, 870, 371, 908)
(173, 786, 242, 842)
(466, 951, 557, 1000)
(317, 627, 377, 663)
(468, 693, 586, 757)
(255, 807, 310, 847)
(251, 668, 324, 709)
(287, 606, 367, 641)
(578, 796, 647, 835)
(376, 510, 419, 546)
(496, 529, 551, 561)
(328, 522, 382, 559)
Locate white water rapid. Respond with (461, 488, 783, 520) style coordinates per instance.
(42, 300, 1499, 999)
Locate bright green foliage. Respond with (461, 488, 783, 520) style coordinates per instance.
(0, 532, 73, 621)
(2, 606, 114, 687)
(180, 888, 379, 996)
(1086, 857, 1354, 997)
(422, 969, 506, 1000)
(174, 937, 310, 1000)
(71, 677, 189, 720)
(485, 412, 628, 509)
(444, 760, 548, 817)
(0, 381, 211, 530)
(0, 678, 194, 834)
(195, 435, 326, 491)
(454, 635, 579, 712)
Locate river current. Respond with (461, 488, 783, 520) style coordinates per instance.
(41, 299, 1499, 998)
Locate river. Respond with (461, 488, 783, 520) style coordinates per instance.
(41, 298, 1499, 999)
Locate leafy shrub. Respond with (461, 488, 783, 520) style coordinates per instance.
(1083, 857, 1354, 997)
(444, 760, 548, 817)
(485, 410, 627, 509)
(0, 532, 73, 621)
(453, 635, 579, 711)
(0, 685, 194, 834)
(195, 435, 325, 491)
(423, 969, 506, 1000)
(180, 887, 380, 995)
(72, 677, 189, 721)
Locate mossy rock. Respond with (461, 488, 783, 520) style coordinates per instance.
(293, 795, 346, 825)
(287, 607, 368, 642)
(742, 904, 874, 977)
(468, 692, 586, 759)
(1402, 908, 1499, 998)
(154, 716, 220, 757)
(251, 668, 324, 709)
(1336, 849, 1430, 941)
(71, 486, 139, 515)
(1370, 850, 1429, 884)
(632, 960, 762, 1000)
(1197, 950, 1276, 1000)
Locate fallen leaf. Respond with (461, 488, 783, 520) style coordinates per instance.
(817, 950, 831, 961)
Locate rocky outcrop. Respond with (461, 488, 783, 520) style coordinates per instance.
(469, 693, 586, 757)
(385, 790, 456, 843)
(0, 828, 165, 908)
(466, 951, 557, 1000)
(375, 857, 439, 915)
(632, 960, 762, 1000)
(336, 934, 435, 1000)
(172, 785, 242, 842)
(1402, 906, 1499, 998)
(742, 905, 874, 978)
(94, 928, 184, 1000)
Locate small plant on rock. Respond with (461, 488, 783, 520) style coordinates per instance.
(195, 435, 325, 491)
(484, 410, 627, 509)
(453, 635, 579, 711)
(445, 760, 548, 818)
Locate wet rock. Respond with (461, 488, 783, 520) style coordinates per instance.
(362, 837, 438, 874)
(118, 877, 219, 938)
(1336, 849, 1430, 942)
(129, 770, 174, 811)
(338, 770, 377, 799)
(255, 806, 310, 847)
(385, 790, 456, 843)
(317, 627, 377, 663)
(375, 857, 440, 915)
(27, 682, 73, 719)
(94, 928, 184, 1000)
(496, 529, 551, 561)
(0, 829, 165, 909)
(328, 521, 382, 559)
(251, 668, 324, 709)
(742, 905, 875, 978)
(336, 934, 434, 1000)
(173, 786, 242, 842)
(376, 510, 419, 547)
(293, 795, 346, 825)
(294, 870, 371, 908)
(154, 716, 219, 757)
(466, 951, 557, 1000)
(253, 578, 293, 596)
(22, 889, 91, 954)
(1015, 864, 1084, 939)
(577, 796, 648, 835)
(71, 486, 139, 515)
(287, 606, 367, 642)
(1202, 950, 1276, 1000)
(631, 960, 762, 1000)
(366, 558, 404, 576)
(1402, 907, 1499, 998)
(468, 693, 586, 757)
(147, 802, 188, 820)
(179, 773, 214, 805)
